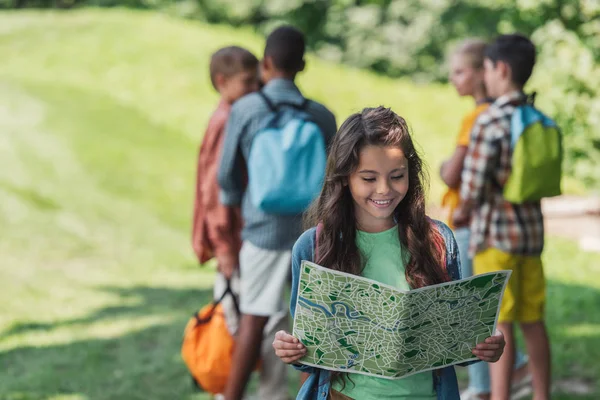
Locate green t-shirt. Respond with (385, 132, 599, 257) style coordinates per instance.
(332, 226, 436, 399)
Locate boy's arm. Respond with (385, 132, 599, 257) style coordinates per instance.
(440, 112, 475, 188)
(206, 205, 241, 255)
(206, 205, 242, 279)
(218, 105, 246, 207)
(208, 121, 243, 277)
(191, 149, 210, 263)
(440, 146, 468, 189)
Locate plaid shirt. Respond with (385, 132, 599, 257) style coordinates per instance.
(460, 91, 544, 256)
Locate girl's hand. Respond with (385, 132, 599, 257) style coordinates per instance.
(272, 330, 307, 364)
(472, 329, 505, 363)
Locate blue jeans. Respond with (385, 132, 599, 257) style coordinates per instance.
(454, 228, 528, 394)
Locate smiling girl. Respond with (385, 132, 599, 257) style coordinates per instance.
(273, 106, 505, 400)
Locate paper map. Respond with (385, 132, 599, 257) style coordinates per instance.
(292, 261, 510, 379)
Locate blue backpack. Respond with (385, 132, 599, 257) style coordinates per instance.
(247, 92, 327, 215)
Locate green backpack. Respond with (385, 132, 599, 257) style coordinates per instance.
(503, 104, 563, 204)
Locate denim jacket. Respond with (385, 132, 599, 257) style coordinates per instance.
(290, 220, 469, 400)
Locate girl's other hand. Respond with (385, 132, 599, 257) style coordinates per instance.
(472, 329, 505, 362)
(272, 330, 307, 364)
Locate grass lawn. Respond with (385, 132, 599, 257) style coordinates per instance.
(0, 9, 597, 400)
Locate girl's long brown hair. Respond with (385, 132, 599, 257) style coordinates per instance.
(306, 107, 450, 389)
(306, 106, 449, 389)
(306, 106, 449, 288)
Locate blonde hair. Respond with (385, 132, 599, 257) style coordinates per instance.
(453, 38, 487, 69)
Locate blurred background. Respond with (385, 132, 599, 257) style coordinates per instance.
(0, 1, 598, 399)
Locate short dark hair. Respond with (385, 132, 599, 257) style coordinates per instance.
(264, 25, 305, 73)
(209, 46, 258, 91)
(485, 34, 536, 87)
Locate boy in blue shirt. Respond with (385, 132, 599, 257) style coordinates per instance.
(218, 26, 337, 400)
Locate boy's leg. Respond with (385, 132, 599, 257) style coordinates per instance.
(465, 338, 529, 399)
(518, 255, 550, 400)
(513, 351, 529, 380)
(225, 314, 269, 400)
(490, 322, 515, 400)
(520, 322, 550, 400)
(511, 351, 531, 398)
(474, 248, 519, 400)
(259, 312, 290, 400)
(224, 241, 291, 400)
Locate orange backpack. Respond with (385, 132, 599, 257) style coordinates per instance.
(181, 281, 240, 394)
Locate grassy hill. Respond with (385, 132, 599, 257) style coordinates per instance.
(0, 9, 597, 399)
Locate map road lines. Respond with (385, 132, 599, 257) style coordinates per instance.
(292, 261, 511, 379)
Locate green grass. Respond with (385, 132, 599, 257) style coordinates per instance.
(0, 8, 597, 400)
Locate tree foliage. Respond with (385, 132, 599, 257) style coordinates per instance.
(4, 0, 598, 186)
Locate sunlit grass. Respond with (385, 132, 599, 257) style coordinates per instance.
(0, 9, 596, 399)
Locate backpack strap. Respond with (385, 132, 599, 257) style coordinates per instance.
(224, 279, 241, 316)
(259, 90, 310, 112)
(300, 98, 310, 110)
(525, 91, 537, 105)
(194, 279, 239, 325)
(258, 91, 277, 112)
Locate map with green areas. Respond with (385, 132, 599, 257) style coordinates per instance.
(292, 261, 511, 379)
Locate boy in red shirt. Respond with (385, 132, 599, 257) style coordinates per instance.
(192, 46, 258, 280)
(191, 45, 260, 399)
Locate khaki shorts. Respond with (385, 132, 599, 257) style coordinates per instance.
(238, 241, 292, 317)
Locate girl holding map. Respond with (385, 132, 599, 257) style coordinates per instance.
(272, 106, 506, 400)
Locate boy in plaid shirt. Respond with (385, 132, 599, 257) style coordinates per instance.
(454, 34, 550, 400)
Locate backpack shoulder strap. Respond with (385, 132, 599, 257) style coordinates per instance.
(301, 98, 310, 110)
(259, 91, 311, 112)
(526, 91, 537, 106)
(258, 91, 277, 112)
